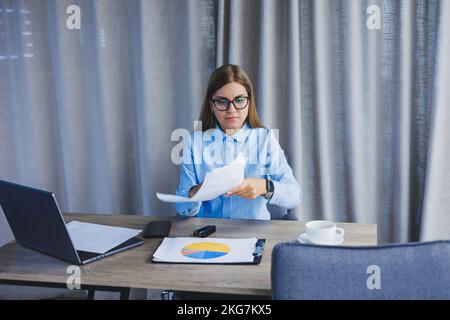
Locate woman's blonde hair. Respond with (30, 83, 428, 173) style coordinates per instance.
(198, 64, 264, 131)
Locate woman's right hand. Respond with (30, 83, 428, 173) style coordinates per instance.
(188, 184, 202, 198)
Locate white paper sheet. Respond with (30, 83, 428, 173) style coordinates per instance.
(152, 237, 258, 263)
(156, 153, 246, 203)
(66, 221, 141, 254)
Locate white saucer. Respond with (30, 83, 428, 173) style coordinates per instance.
(297, 232, 344, 245)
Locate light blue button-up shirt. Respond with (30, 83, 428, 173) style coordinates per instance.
(175, 123, 301, 220)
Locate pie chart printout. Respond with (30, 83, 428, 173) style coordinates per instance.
(181, 242, 231, 259)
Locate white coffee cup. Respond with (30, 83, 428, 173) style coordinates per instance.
(305, 220, 344, 244)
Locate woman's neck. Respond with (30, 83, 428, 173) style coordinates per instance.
(219, 123, 245, 136)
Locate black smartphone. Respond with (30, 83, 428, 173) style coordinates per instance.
(143, 221, 171, 238)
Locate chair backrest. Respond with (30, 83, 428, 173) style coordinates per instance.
(0, 207, 14, 247)
(267, 204, 297, 220)
(271, 240, 450, 299)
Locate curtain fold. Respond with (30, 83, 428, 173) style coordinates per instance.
(421, 0, 450, 240)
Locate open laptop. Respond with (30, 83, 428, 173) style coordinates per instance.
(0, 179, 144, 265)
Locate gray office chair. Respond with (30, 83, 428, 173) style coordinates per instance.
(267, 204, 297, 220)
(271, 240, 450, 299)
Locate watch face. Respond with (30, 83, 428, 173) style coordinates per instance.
(268, 180, 274, 192)
(264, 179, 274, 199)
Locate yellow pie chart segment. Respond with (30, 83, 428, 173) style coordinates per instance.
(181, 242, 230, 259)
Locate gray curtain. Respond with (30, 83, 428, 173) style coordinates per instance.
(214, 0, 450, 243)
(1, 0, 449, 256)
(0, 0, 215, 220)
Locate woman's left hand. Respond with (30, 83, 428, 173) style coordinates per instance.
(226, 178, 267, 199)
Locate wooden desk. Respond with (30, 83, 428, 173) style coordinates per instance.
(0, 213, 377, 297)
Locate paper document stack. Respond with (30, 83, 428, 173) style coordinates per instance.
(156, 153, 246, 203)
(66, 221, 141, 254)
(152, 237, 258, 264)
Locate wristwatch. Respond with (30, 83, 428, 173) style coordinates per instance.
(263, 178, 274, 200)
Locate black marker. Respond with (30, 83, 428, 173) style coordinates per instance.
(193, 225, 216, 238)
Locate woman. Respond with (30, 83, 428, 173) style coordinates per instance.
(175, 64, 301, 220)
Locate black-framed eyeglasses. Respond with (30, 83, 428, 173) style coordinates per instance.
(211, 96, 249, 111)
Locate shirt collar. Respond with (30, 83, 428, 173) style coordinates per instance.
(213, 122, 251, 142)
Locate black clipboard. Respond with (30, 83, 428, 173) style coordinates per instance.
(151, 239, 265, 265)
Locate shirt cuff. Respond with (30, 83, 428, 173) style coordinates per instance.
(268, 180, 301, 209)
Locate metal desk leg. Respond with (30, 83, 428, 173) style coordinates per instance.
(120, 288, 130, 300)
(87, 289, 95, 300)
